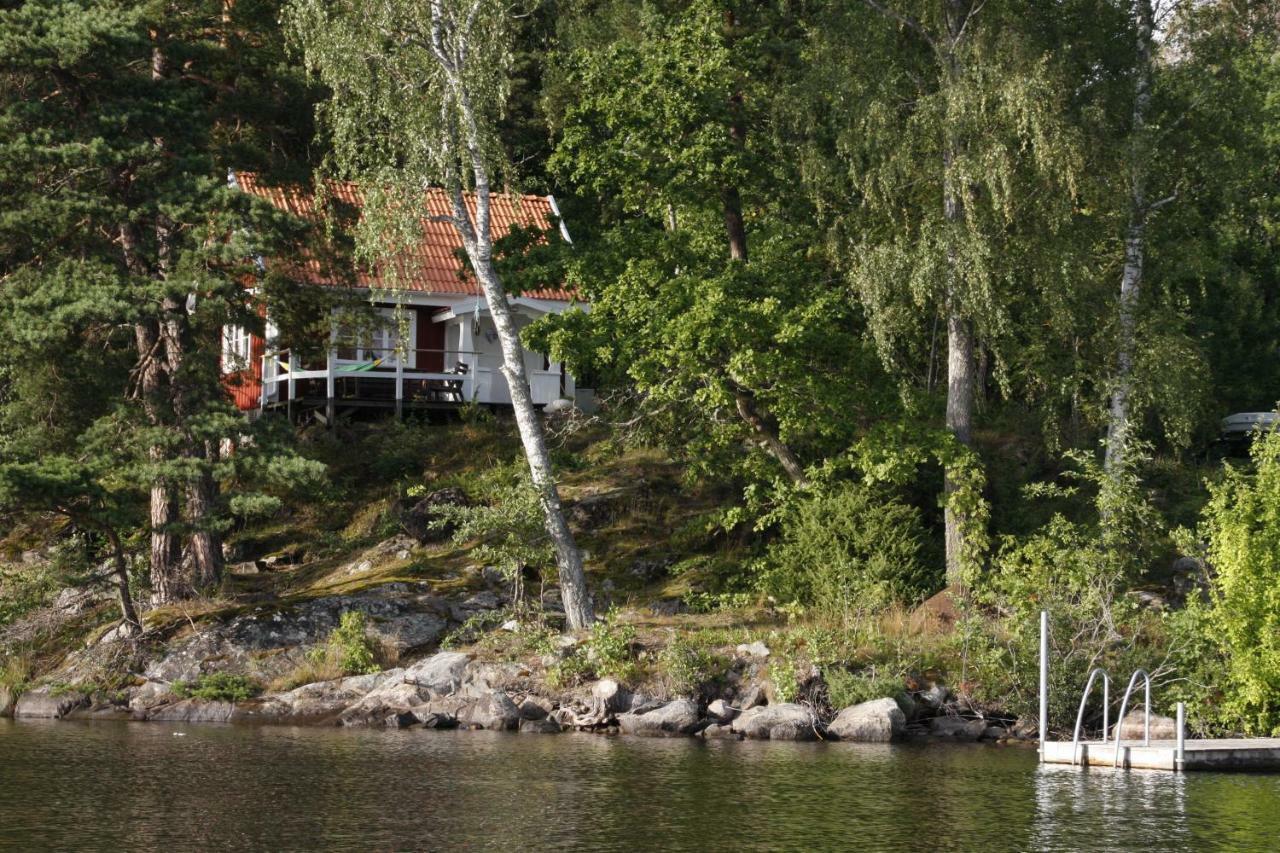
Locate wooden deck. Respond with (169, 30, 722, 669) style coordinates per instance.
(1041, 738, 1280, 771)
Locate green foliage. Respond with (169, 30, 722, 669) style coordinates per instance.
(323, 611, 381, 677)
(1192, 430, 1280, 734)
(548, 610, 640, 687)
(171, 673, 261, 703)
(823, 668, 905, 712)
(657, 637, 728, 697)
(767, 655, 802, 704)
(0, 564, 60, 629)
(759, 481, 934, 615)
(432, 463, 555, 604)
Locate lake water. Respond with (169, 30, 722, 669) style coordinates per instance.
(2, 719, 1278, 851)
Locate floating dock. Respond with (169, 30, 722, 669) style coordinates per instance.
(1041, 738, 1280, 771)
(1036, 611, 1280, 773)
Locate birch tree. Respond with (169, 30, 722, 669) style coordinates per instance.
(287, 0, 595, 629)
(810, 0, 1090, 584)
(1103, 0, 1161, 474)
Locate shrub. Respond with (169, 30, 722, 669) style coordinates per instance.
(823, 667, 905, 711)
(272, 611, 382, 692)
(658, 638, 727, 697)
(327, 611, 381, 675)
(172, 673, 261, 702)
(759, 482, 933, 617)
(1194, 430, 1280, 734)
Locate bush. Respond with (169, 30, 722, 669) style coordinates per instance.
(273, 611, 382, 692)
(327, 611, 381, 675)
(759, 482, 934, 616)
(172, 673, 261, 702)
(1193, 430, 1280, 734)
(823, 667, 905, 711)
(658, 638, 727, 697)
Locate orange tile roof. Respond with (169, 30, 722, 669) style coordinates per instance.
(233, 171, 576, 302)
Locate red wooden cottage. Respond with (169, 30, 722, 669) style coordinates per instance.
(221, 172, 588, 420)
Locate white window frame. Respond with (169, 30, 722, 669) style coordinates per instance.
(333, 306, 416, 368)
(221, 324, 252, 374)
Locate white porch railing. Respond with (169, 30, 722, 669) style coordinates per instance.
(259, 347, 565, 413)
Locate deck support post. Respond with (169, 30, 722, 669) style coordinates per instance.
(1176, 702, 1186, 771)
(395, 359, 404, 418)
(326, 346, 336, 425)
(1039, 610, 1048, 761)
(287, 369, 295, 423)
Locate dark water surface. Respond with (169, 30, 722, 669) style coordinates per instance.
(2, 719, 1278, 851)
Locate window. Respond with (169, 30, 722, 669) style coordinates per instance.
(222, 325, 252, 374)
(334, 306, 416, 368)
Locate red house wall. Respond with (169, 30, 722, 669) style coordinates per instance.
(223, 334, 265, 411)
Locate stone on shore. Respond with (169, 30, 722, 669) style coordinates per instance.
(403, 652, 472, 697)
(617, 698, 702, 737)
(929, 716, 987, 740)
(520, 718, 562, 734)
(462, 691, 521, 731)
(0, 686, 14, 717)
(707, 699, 737, 723)
(1114, 709, 1177, 741)
(13, 687, 90, 719)
(731, 704, 821, 741)
(828, 698, 905, 743)
(147, 700, 237, 724)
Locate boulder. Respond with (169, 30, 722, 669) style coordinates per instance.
(13, 687, 90, 719)
(338, 681, 431, 727)
(735, 641, 771, 658)
(929, 716, 987, 740)
(617, 698, 702, 737)
(419, 711, 458, 729)
(702, 724, 740, 740)
(0, 686, 13, 717)
(234, 671, 390, 724)
(828, 698, 905, 743)
(403, 652, 472, 697)
(520, 718, 562, 734)
(731, 704, 821, 741)
(147, 700, 237, 724)
(462, 690, 521, 731)
(1114, 709, 1177, 741)
(736, 683, 766, 711)
(518, 696, 554, 721)
(981, 725, 1006, 740)
(398, 488, 470, 543)
(707, 699, 737, 723)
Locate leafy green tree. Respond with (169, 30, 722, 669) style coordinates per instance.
(0, 0, 320, 603)
(808, 0, 1097, 582)
(540, 0, 893, 501)
(286, 0, 595, 629)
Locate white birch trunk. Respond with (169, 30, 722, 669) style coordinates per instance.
(1105, 0, 1155, 474)
(430, 27, 594, 628)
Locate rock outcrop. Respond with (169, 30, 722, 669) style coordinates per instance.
(828, 698, 905, 743)
(731, 703, 821, 741)
(13, 687, 90, 719)
(617, 699, 702, 737)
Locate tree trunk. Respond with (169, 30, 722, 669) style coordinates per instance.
(1105, 0, 1154, 474)
(105, 528, 142, 637)
(943, 311, 976, 584)
(734, 387, 809, 485)
(122, 218, 185, 604)
(185, 444, 225, 591)
(447, 87, 594, 631)
(715, 21, 807, 485)
(941, 8, 976, 587)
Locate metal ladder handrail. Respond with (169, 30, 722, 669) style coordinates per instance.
(1070, 667, 1110, 765)
(1112, 668, 1152, 768)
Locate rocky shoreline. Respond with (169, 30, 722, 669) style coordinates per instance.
(1, 535, 1045, 745)
(5, 646, 1041, 746)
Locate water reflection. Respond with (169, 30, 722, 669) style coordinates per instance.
(1, 720, 1277, 852)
